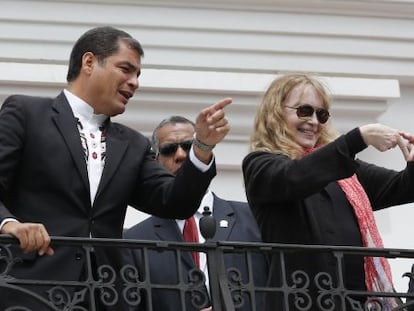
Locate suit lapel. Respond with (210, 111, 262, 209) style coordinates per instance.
(152, 217, 195, 269)
(211, 194, 235, 241)
(94, 122, 128, 200)
(51, 92, 89, 193)
(152, 217, 182, 241)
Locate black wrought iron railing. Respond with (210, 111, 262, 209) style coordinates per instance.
(1, 234, 414, 310)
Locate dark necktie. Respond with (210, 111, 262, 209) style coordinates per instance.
(183, 216, 200, 268)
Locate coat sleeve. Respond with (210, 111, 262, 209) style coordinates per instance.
(356, 160, 414, 210)
(242, 133, 361, 206)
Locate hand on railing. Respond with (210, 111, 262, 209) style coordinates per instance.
(1, 221, 54, 256)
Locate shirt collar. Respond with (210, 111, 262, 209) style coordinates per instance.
(197, 189, 214, 215)
(64, 89, 108, 130)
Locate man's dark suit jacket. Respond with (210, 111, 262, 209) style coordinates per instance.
(0, 93, 215, 309)
(123, 193, 268, 311)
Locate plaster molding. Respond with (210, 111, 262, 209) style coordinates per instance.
(39, 0, 414, 19)
(0, 62, 399, 145)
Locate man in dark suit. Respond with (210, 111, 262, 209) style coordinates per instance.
(0, 27, 231, 310)
(123, 116, 268, 311)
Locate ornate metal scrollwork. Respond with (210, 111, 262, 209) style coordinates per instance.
(315, 271, 338, 311)
(120, 264, 144, 307)
(187, 267, 209, 309)
(0, 244, 22, 275)
(227, 267, 246, 308)
(47, 286, 89, 311)
(94, 264, 118, 306)
(289, 270, 312, 311)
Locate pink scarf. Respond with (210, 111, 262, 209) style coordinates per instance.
(304, 148, 400, 309)
(337, 175, 400, 309)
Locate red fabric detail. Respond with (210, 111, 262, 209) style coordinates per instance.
(337, 176, 392, 285)
(304, 148, 399, 309)
(183, 216, 200, 268)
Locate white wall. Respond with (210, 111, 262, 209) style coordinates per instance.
(1, 0, 414, 293)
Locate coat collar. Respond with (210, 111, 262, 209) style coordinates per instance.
(149, 193, 237, 267)
(151, 194, 237, 242)
(151, 217, 195, 268)
(52, 92, 90, 194)
(51, 91, 129, 206)
(209, 194, 236, 242)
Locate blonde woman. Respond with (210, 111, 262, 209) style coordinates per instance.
(243, 73, 414, 310)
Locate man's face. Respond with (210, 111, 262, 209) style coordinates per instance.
(156, 122, 195, 175)
(87, 39, 141, 116)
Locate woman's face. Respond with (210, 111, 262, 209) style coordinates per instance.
(283, 84, 326, 150)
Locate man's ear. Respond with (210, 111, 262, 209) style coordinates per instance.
(81, 52, 96, 75)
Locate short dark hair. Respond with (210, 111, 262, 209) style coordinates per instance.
(66, 26, 144, 82)
(151, 116, 195, 155)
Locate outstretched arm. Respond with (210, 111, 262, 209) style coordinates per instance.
(359, 123, 400, 152)
(193, 97, 232, 164)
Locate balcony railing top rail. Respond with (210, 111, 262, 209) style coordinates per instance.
(1, 234, 414, 310)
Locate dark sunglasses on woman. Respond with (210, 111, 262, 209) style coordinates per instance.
(158, 140, 193, 156)
(286, 104, 330, 124)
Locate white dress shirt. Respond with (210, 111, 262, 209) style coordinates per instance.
(64, 89, 107, 204)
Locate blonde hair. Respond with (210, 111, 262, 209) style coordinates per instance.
(250, 73, 338, 159)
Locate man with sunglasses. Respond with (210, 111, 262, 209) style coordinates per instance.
(123, 116, 268, 311)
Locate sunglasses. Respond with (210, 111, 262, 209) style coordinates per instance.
(158, 140, 193, 156)
(286, 104, 330, 124)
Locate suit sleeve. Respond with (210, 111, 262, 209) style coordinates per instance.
(0, 96, 26, 220)
(129, 148, 216, 220)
